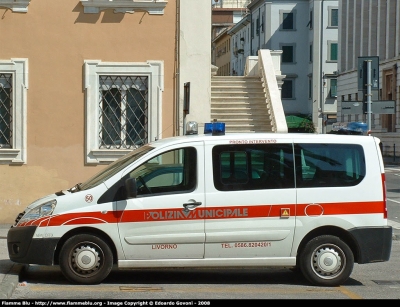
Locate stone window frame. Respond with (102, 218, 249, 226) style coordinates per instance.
(84, 60, 163, 164)
(0, 59, 28, 165)
(80, 0, 168, 14)
(0, 0, 30, 12)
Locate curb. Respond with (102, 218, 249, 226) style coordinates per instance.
(0, 263, 24, 299)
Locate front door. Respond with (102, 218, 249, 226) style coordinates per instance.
(117, 143, 205, 260)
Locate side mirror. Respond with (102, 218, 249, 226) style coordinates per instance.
(125, 177, 137, 199)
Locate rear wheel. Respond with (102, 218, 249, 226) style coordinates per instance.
(59, 234, 113, 284)
(299, 235, 354, 287)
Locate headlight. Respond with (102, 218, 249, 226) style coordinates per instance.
(19, 200, 57, 224)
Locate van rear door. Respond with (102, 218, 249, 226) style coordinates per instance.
(204, 140, 296, 258)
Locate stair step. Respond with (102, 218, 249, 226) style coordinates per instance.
(211, 113, 271, 121)
(212, 94, 265, 99)
(222, 118, 272, 123)
(211, 104, 268, 109)
(225, 125, 273, 133)
(211, 108, 271, 113)
(212, 76, 260, 81)
(211, 97, 266, 101)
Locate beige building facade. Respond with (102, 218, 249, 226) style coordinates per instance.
(0, 0, 211, 223)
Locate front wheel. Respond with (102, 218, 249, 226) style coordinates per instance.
(299, 235, 354, 287)
(59, 234, 113, 284)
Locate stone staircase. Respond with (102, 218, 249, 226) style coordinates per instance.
(211, 76, 273, 133)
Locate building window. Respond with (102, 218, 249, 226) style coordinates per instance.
(99, 76, 148, 149)
(282, 79, 294, 99)
(261, 15, 264, 33)
(281, 45, 295, 63)
(280, 11, 295, 30)
(308, 10, 313, 29)
(84, 60, 163, 164)
(328, 41, 338, 62)
(256, 18, 260, 35)
(309, 43, 313, 62)
(329, 7, 338, 27)
(251, 21, 254, 38)
(329, 79, 337, 98)
(0, 59, 28, 164)
(0, 74, 11, 148)
(308, 78, 312, 99)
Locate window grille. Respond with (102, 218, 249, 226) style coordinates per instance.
(99, 75, 148, 149)
(0, 73, 12, 148)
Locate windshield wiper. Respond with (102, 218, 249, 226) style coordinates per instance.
(68, 183, 82, 193)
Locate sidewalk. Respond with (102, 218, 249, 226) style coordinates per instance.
(0, 224, 24, 299)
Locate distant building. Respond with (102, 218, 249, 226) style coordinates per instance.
(212, 2, 249, 69)
(337, 0, 400, 155)
(225, 0, 339, 133)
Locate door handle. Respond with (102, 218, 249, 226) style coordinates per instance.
(183, 201, 202, 213)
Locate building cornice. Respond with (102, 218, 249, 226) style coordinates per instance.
(0, 0, 30, 12)
(80, 0, 168, 14)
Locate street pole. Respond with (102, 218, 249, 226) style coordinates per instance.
(367, 60, 372, 132)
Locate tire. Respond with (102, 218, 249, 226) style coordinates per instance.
(59, 234, 113, 284)
(299, 235, 354, 287)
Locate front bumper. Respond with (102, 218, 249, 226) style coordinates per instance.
(7, 226, 59, 265)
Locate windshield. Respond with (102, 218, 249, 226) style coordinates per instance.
(78, 145, 154, 190)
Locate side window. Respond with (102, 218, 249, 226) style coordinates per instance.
(129, 147, 196, 196)
(213, 144, 294, 191)
(295, 144, 365, 188)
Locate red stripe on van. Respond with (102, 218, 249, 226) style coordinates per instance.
(296, 201, 385, 216)
(119, 204, 287, 222)
(17, 201, 386, 227)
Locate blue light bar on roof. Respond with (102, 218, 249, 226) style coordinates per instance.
(204, 121, 225, 135)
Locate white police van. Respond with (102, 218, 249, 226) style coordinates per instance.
(7, 122, 392, 287)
